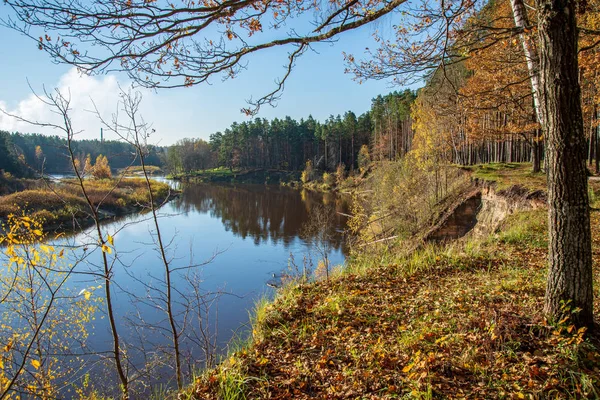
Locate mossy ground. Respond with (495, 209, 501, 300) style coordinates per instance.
(186, 164, 600, 400)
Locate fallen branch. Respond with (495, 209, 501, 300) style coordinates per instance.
(359, 235, 399, 247)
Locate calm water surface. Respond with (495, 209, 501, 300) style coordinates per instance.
(57, 180, 350, 391)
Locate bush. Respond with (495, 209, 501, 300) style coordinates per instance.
(301, 160, 315, 184)
(335, 163, 346, 186)
(358, 145, 371, 172)
(322, 172, 335, 187)
(92, 155, 112, 179)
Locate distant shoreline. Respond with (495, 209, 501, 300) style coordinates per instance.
(0, 176, 178, 235)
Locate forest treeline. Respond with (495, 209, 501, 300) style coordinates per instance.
(407, 1, 600, 173)
(165, 90, 416, 173)
(2, 90, 417, 177)
(163, 1, 600, 178)
(0, 131, 164, 176)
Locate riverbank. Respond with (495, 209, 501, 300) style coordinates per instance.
(187, 163, 600, 399)
(168, 167, 364, 193)
(0, 176, 176, 232)
(170, 168, 301, 184)
(118, 165, 164, 176)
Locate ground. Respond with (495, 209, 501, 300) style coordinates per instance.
(188, 164, 600, 400)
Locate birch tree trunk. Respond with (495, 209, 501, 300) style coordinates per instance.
(511, 0, 544, 127)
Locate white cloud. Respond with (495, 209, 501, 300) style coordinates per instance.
(0, 68, 157, 142)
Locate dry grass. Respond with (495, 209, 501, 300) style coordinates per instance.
(0, 178, 172, 229)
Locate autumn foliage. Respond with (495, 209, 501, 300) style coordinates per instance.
(405, 0, 600, 171)
(0, 212, 98, 398)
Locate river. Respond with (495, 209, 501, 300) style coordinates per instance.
(49, 180, 350, 395)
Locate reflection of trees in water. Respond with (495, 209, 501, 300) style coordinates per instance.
(171, 184, 349, 251)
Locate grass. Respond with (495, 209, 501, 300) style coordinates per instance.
(0, 177, 174, 231)
(188, 168, 600, 399)
(465, 162, 547, 192)
(170, 168, 301, 184)
(118, 165, 163, 176)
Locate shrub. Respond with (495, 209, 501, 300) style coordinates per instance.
(301, 160, 315, 184)
(335, 163, 346, 186)
(322, 172, 335, 187)
(32, 209, 56, 223)
(358, 145, 371, 172)
(92, 155, 112, 179)
(83, 154, 93, 177)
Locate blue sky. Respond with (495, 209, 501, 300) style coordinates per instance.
(0, 9, 413, 145)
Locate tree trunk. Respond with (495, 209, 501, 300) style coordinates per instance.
(596, 107, 600, 174)
(352, 133, 355, 170)
(537, 0, 594, 327)
(511, 0, 544, 127)
(532, 132, 541, 173)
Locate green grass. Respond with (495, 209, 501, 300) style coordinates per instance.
(465, 162, 547, 192)
(495, 209, 548, 248)
(170, 168, 301, 184)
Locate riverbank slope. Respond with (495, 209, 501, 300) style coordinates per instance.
(189, 163, 600, 399)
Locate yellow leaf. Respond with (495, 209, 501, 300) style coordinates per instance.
(107, 234, 114, 246)
(101, 244, 112, 254)
(31, 359, 41, 370)
(402, 363, 414, 373)
(33, 229, 43, 237)
(84, 291, 92, 301)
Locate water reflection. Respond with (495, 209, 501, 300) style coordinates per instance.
(3, 181, 352, 398)
(172, 183, 350, 251)
(72, 181, 350, 366)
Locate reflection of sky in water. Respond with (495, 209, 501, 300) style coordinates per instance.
(42, 181, 349, 387)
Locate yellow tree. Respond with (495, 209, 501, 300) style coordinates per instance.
(34, 145, 44, 172)
(0, 213, 98, 399)
(92, 155, 112, 179)
(83, 154, 93, 177)
(459, 0, 541, 170)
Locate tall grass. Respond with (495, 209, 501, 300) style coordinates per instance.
(0, 178, 172, 227)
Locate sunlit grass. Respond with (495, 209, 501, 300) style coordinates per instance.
(0, 177, 172, 229)
(465, 162, 547, 191)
